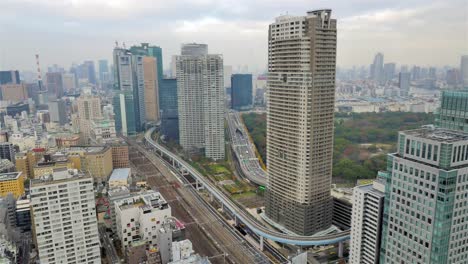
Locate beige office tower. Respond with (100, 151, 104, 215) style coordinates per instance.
(265, 9, 337, 235)
(76, 95, 102, 143)
(143, 56, 160, 123)
(176, 46, 225, 161)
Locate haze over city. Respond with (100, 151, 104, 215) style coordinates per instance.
(0, 0, 467, 71)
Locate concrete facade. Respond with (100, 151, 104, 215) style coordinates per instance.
(265, 10, 337, 235)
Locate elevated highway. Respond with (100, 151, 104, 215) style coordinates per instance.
(144, 128, 350, 247)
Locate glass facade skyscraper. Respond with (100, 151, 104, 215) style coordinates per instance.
(380, 127, 468, 263)
(436, 90, 468, 132)
(0, 70, 20, 85)
(231, 74, 253, 111)
(160, 78, 179, 142)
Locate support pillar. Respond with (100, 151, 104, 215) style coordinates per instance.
(234, 216, 238, 226)
(209, 193, 214, 202)
(259, 236, 264, 251)
(221, 203, 224, 212)
(172, 159, 175, 167)
(338, 241, 344, 258)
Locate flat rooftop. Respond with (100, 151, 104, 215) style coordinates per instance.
(109, 168, 131, 181)
(31, 169, 88, 186)
(403, 126, 468, 143)
(0, 172, 22, 181)
(67, 146, 108, 153)
(116, 191, 169, 212)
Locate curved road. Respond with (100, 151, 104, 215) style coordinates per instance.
(145, 128, 350, 246)
(227, 112, 267, 186)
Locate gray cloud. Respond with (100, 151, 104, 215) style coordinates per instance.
(0, 0, 466, 73)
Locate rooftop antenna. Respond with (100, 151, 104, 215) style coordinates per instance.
(35, 54, 44, 91)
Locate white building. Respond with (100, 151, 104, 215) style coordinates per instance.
(114, 191, 171, 253)
(109, 168, 131, 188)
(176, 44, 225, 160)
(349, 178, 385, 264)
(171, 240, 194, 262)
(30, 169, 101, 264)
(89, 118, 117, 144)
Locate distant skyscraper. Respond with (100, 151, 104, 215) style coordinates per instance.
(224, 65, 233, 88)
(113, 47, 146, 133)
(411, 65, 421, 81)
(48, 99, 67, 125)
(61, 73, 76, 93)
(176, 44, 225, 160)
(30, 170, 101, 264)
(429, 67, 437, 80)
(436, 90, 468, 132)
(98, 59, 109, 83)
(349, 178, 385, 264)
(371, 53, 384, 83)
(379, 127, 468, 263)
(446, 68, 461, 86)
(399, 72, 411, 96)
(266, 10, 337, 235)
(113, 90, 137, 136)
(383, 63, 396, 82)
(0, 83, 28, 101)
(45, 72, 64, 98)
(231, 74, 253, 110)
(0, 143, 15, 163)
(181, 43, 208, 56)
(84, 60, 97, 85)
(460, 55, 468, 87)
(171, 55, 177, 78)
(0, 71, 20, 85)
(142, 56, 160, 123)
(160, 78, 179, 142)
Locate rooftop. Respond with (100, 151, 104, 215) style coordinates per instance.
(116, 191, 169, 212)
(110, 168, 131, 181)
(402, 126, 468, 143)
(30, 169, 87, 186)
(67, 145, 109, 154)
(0, 172, 22, 181)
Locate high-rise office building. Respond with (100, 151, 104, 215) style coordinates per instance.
(143, 56, 160, 123)
(176, 45, 225, 160)
(98, 59, 109, 83)
(48, 99, 67, 125)
(371, 53, 384, 83)
(399, 72, 411, 96)
(429, 67, 437, 80)
(461, 55, 468, 87)
(113, 47, 149, 133)
(61, 73, 76, 93)
(113, 90, 137, 136)
(84, 60, 97, 85)
(231, 74, 253, 110)
(349, 178, 385, 264)
(446, 68, 461, 86)
(181, 43, 208, 56)
(383, 63, 396, 82)
(0, 83, 28, 101)
(380, 127, 468, 263)
(30, 169, 101, 264)
(265, 10, 337, 235)
(76, 95, 102, 140)
(46, 72, 64, 98)
(160, 78, 179, 142)
(0, 70, 20, 85)
(224, 65, 233, 88)
(411, 65, 421, 81)
(435, 90, 468, 132)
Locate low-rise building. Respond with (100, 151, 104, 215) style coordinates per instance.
(114, 191, 171, 254)
(0, 172, 24, 198)
(109, 168, 131, 188)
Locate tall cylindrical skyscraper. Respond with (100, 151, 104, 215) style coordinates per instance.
(265, 9, 337, 235)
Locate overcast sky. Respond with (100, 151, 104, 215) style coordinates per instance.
(0, 0, 467, 73)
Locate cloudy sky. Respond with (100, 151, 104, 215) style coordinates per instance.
(0, 0, 467, 73)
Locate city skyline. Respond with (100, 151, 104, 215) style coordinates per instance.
(0, 0, 466, 72)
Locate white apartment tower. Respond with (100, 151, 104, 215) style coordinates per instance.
(349, 178, 385, 264)
(30, 169, 101, 264)
(176, 44, 225, 160)
(265, 9, 337, 235)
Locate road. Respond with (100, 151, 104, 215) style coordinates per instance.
(99, 225, 120, 264)
(226, 111, 267, 186)
(128, 141, 271, 264)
